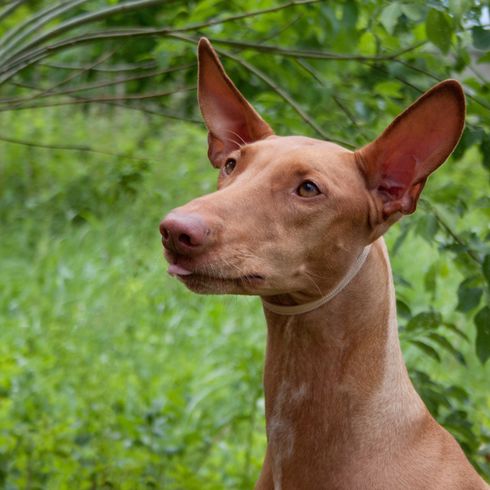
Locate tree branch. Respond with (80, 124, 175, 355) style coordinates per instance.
(170, 0, 319, 34)
(0, 0, 87, 61)
(0, 133, 163, 164)
(97, 99, 202, 124)
(394, 59, 490, 112)
(0, 0, 24, 23)
(0, 0, 170, 65)
(6, 80, 202, 124)
(200, 38, 426, 62)
(0, 63, 192, 105)
(420, 199, 482, 265)
(0, 5, 424, 85)
(216, 47, 353, 147)
(2, 50, 117, 108)
(0, 86, 195, 112)
(39, 60, 158, 73)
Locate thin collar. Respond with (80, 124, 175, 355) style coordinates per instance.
(261, 245, 372, 316)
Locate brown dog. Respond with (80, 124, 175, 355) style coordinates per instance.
(160, 38, 488, 489)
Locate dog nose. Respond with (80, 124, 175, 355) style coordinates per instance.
(160, 212, 210, 253)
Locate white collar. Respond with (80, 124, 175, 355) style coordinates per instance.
(261, 245, 372, 316)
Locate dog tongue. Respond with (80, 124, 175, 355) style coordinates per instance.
(168, 263, 193, 276)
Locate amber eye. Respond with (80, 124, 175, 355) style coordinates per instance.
(297, 180, 321, 198)
(224, 158, 236, 175)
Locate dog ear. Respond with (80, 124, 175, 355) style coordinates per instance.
(356, 80, 465, 236)
(198, 38, 274, 168)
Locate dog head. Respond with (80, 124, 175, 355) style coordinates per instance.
(160, 38, 465, 302)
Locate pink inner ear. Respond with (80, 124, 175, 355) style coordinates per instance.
(375, 88, 464, 201)
(206, 85, 252, 143)
(198, 38, 273, 167)
(359, 80, 465, 218)
(213, 113, 252, 146)
(379, 154, 416, 200)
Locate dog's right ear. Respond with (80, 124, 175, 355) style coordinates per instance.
(356, 80, 465, 238)
(198, 38, 274, 168)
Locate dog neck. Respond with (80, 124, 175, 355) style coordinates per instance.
(259, 238, 428, 487)
(261, 245, 372, 316)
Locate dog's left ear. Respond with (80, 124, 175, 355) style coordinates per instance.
(198, 38, 274, 168)
(356, 80, 465, 236)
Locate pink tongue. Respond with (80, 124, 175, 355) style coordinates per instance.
(168, 263, 193, 276)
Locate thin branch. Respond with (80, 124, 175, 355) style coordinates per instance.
(1, 1, 79, 46)
(294, 58, 324, 84)
(0, 133, 163, 165)
(216, 46, 353, 147)
(0, 29, 178, 84)
(0, 0, 88, 61)
(0, 86, 195, 112)
(97, 99, 202, 124)
(39, 60, 158, 73)
(6, 80, 202, 124)
(0, 0, 24, 24)
(293, 59, 367, 139)
(420, 199, 482, 265)
(259, 16, 304, 44)
(2, 49, 116, 108)
(204, 38, 427, 62)
(468, 64, 488, 85)
(394, 59, 490, 112)
(364, 61, 423, 94)
(2, 0, 317, 66)
(41, 49, 116, 93)
(0, 0, 169, 65)
(170, 0, 319, 34)
(0, 63, 192, 105)
(332, 96, 364, 133)
(0, 10, 424, 84)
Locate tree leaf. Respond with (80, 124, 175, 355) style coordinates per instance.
(358, 30, 376, 55)
(380, 3, 402, 35)
(400, 4, 422, 21)
(428, 333, 466, 365)
(475, 306, 490, 364)
(444, 385, 469, 403)
(457, 279, 483, 313)
(374, 80, 403, 98)
(406, 311, 442, 332)
(342, 0, 358, 30)
(472, 26, 490, 50)
(441, 322, 469, 342)
(424, 261, 438, 296)
(483, 254, 490, 287)
(411, 340, 442, 362)
(453, 127, 485, 160)
(396, 299, 411, 320)
(481, 133, 490, 172)
(426, 9, 452, 54)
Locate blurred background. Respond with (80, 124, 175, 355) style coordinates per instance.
(0, 0, 489, 488)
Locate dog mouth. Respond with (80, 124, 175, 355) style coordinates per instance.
(166, 259, 265, 286)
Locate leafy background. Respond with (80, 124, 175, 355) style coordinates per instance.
(0, 0, 489, 488)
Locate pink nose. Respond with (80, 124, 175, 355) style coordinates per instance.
(160, 212, 210, 254)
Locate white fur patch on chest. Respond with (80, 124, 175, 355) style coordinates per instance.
(268, 381, 307, 489)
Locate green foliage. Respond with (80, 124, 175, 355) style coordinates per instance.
(0, 0, 489, 487)
(426, 8, 453, 54)
(476, 307, 490, 364)
(1, 109, 267, 489)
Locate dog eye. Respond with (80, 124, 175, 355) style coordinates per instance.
(297, 180, 320, 198)
(224, 158, 236, 175)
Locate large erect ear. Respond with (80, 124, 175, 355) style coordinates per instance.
(198, 38, 274, 168)
(356, 80, 465, 235)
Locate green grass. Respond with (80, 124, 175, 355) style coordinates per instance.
(0, 107, 488, 488)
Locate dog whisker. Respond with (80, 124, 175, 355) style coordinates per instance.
(226, 129, 247, 147)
